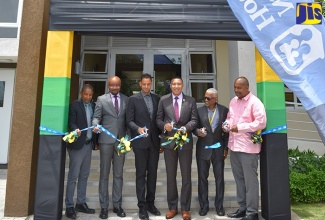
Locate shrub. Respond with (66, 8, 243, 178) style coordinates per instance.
(288, 147, 325, 203)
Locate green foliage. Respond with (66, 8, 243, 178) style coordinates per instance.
(315, 0, 325, 17)
(288, 147, 325, 203)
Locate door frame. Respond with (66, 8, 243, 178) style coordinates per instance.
(0, 68, 15, 164)
(110, 49, 187, 94)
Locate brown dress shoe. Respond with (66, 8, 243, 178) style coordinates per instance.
(165, 209, 178, 219)
(181, 211, 191, 220)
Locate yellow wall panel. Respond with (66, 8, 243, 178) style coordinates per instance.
(255, 48, 281, 83)
(44, 31, 74, 78)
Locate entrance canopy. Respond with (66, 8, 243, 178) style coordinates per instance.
(49, 0, 250, 40)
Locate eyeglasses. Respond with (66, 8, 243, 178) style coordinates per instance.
(204, 97, 214, 101)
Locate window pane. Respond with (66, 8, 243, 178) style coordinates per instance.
(0, 0, 19, 23)
(0, 81, 5, 107)
(82, 53, 107, 73)
(0, 27, 18, 38)
(82, 80, 106, 102)
(116, 54, 144, 96)
(191, 82, 213, 103)
(190, 54, 214, 74)
(154, 54, 181, 96)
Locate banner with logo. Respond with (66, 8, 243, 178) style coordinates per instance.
(227, 0, 325, 144)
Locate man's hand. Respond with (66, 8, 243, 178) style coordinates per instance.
(138, 127, 148, 137)
(197, 128, 207, 137)
(159, 147, 164, 154)
(223, 150, 228, 159)
(75, 128, 81, 137)
(230, 125, 238, 133)
(93, 126, 100, 133)
(164, 123, 173, 132)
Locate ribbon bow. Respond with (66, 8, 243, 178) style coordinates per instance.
(161, 128, 189, 150)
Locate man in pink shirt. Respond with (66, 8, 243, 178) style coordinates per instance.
(223, 76, 266, 220)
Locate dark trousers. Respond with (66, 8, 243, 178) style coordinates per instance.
(164, 148, 192, 211)
(133, 146, 160, 208)
(197, 148, 225, 210)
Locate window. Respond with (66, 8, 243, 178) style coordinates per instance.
(191, 81, 214, 103)
(189, 53, 214, 75)
(81, 51, 108, 74)
(0, 0, 22, 38)
(188, 52, 216, 103)
(284, 85, 302, 109)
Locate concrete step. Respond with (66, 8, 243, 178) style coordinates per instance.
(64, 148, 263, 210)
(287, 128, 321, 140)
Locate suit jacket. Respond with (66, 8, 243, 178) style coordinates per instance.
(194, 103, 229, 160)
(67, 99, 97, 150)
(126, 92, 160, 149)
(92, 92, 129, 144)
(156, 93, 198, 150)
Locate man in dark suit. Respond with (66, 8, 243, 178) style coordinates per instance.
(92, 76, 129, 219)
(156, 77, 198, 220)
(65, 84, 96, 219)
(194, 88, 229, 217)
(126, 73, 162, 220)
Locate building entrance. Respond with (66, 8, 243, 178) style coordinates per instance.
(79, 36, 216, 103)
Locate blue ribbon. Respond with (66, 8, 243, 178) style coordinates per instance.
(260, 125, 287, 135)
(39, 126, 95, 135)
(129, 127, 148, 142)
(205, 142, 221, 149)
(96, 125, 120, 141)
(39, 126, 67, 135)
(248, 125, 287, 135)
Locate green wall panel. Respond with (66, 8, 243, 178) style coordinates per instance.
(42, 77, 71, 106)
(257, 81, 287, 133)
(40, 77, 70, 135)
(40, 105, 69, 135)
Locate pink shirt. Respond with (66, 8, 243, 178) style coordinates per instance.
(226, 92, 267, 153)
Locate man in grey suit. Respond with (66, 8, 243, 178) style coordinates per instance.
(126, 73, 161, 220)
(194, 88, 229, 217)
(156, 77, 198, 220)
(92, 76, 129, 219)
(65, 84, 96, 219)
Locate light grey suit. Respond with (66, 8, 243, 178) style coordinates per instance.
(92, 92, 129, 209)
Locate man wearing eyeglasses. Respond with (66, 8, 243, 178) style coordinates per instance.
(193, 88, 229, 217)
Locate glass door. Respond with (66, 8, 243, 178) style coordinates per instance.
(111, 50, 148, 96)
(151, 50, 187, 96)
(111, 49, 186, 97)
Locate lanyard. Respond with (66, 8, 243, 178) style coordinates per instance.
(208, 108, 217, 125)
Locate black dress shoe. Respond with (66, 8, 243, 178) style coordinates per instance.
(216, 208, 225, 216)
(241, 213, 259, 220)
(65, 207, 76, 219)
(227, 209, 246, 218)
(199, 208, 209, 216)
(147, 204, 161, 216)
(139, 207, 149, 220)
(75, 203, 95, 214)
(99, 208, 108, 219)
(113, 206, 126, 217)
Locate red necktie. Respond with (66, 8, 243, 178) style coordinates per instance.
(174, 97, 179, 122)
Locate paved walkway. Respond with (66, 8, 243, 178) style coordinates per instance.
(0, 169, 301, 220)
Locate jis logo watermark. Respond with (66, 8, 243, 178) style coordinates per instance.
(270, 25, 324, 75)
(296, 3, 322, 24)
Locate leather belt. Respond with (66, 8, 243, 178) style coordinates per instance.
(85, 139, 91, 145)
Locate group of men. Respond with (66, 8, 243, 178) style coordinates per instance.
(64, 74, 266, 220)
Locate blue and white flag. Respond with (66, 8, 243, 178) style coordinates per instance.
(227, 0, 325, 144)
